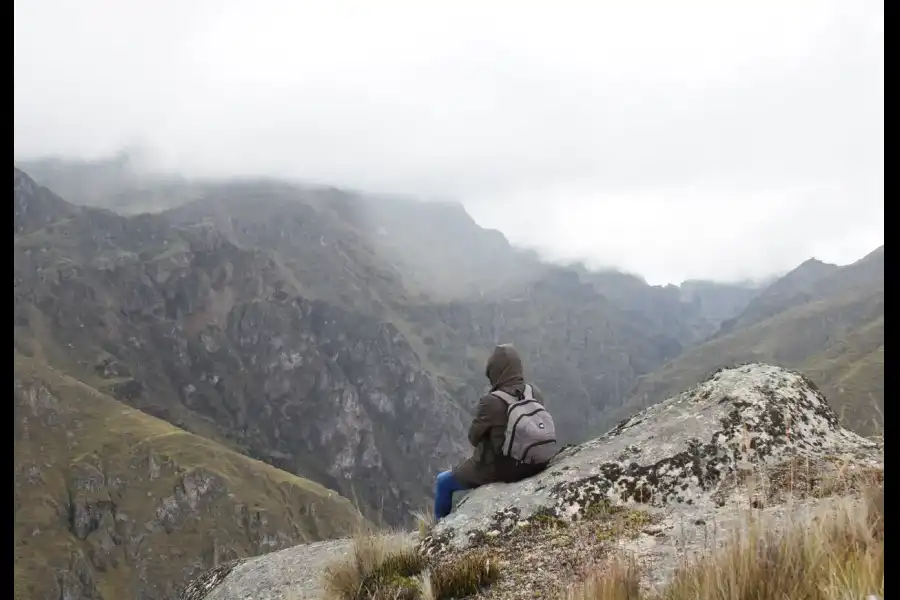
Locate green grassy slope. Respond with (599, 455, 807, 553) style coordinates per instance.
(14, 354, 367, 600)
(613, 280, 883, 434)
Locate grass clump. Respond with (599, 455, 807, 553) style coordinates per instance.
(594, 508, 654, 543)
(323, 532, 425, 600)
(323, 532, 500, 600)
(566, 484, 883, 600)
(565, 560, 642, 600)
(429, 551, 501, 598)
(411, 508, 437, 540)
(525, 507, 570, 531)
(582, 500, 618, 521)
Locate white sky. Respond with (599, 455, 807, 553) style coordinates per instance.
(14, 0, 883, 285)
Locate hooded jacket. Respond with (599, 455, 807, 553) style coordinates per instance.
(452, 344, 550, 487)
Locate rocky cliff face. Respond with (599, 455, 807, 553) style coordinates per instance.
(14, 166, 81, 233)
(163, 189, 755, 445)
(401, 270, 689, 444)
(186, 364, 883, 599)
(14, 168, 471, 527)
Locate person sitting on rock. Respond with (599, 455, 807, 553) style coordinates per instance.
(434, 344, 558, 521)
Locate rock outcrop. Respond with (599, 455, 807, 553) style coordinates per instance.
(186, 364, 883, 598)
(421, 364, 879, 553)
(180, 537, 414, 600)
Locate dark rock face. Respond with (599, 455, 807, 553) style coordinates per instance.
(14, 166, 81, 233)
(401, 285, 688, 444)
(184, 296, 472, 522)
(180, 559, 247, 600)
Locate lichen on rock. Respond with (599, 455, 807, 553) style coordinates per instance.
(420, 363, 879, 558)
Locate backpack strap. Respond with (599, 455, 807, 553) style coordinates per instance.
(490, 389, 518, 404)
(491, 384, 534, 404)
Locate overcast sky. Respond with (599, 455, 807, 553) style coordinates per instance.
(14, 0, 883, 285)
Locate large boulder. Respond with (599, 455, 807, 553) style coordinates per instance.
(420, 363, 881, 556)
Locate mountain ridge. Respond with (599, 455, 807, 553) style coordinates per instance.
(608, 245, 884, 434)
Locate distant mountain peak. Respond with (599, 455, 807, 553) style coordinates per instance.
(857, 245, 884, 264)
(14, 167, 79, 233)
(800, 256, 824, 265)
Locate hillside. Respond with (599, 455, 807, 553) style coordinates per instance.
(14, 167, 473, 528)
(714, 258, 841, 336)
(14, 165, 81, 232)
(613, 247, 884, 434)
(14, 354, 365, 600)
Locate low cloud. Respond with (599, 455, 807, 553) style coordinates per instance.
(14, 0, 883, 284)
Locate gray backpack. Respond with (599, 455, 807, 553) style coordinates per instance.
(490, 384, 557, 465)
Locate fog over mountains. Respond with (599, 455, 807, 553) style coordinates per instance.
(14, 160, 883, 599)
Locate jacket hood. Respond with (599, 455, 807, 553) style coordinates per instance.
(485, 344, 525, 390)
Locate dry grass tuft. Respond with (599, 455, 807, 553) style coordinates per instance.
(429, 551, 501, 599)
(322, 531, 500, 600)
(567, 483, 884, 600)
(411, 508, 437, 541)
(322, 531, 425, 600)
(564, 560, 642, 600)
(662, 491, 883, 599)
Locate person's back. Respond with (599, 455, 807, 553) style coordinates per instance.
(433, 344, 557, 520)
